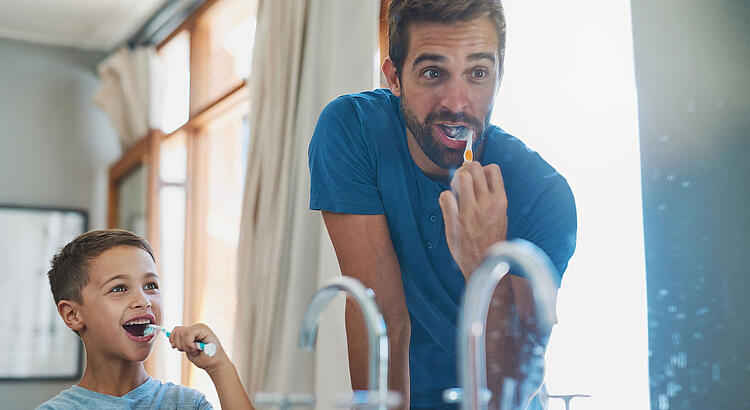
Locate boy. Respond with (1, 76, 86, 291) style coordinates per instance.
(37, 229, 253, 410)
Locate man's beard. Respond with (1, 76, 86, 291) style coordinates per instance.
(401, 94, 490, 169)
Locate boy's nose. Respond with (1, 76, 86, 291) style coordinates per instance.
(131, 293, 152, 309)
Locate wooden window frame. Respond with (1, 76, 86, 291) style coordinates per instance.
(107, 0, 251, 383)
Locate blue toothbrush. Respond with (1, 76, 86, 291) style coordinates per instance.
(144, 324, 217, 357)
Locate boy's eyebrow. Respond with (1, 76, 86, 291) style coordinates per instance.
(100, 272, 159, 289)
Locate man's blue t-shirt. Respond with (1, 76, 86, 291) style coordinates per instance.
(36, 376, 212, 409)
(308, 89, 577, 407)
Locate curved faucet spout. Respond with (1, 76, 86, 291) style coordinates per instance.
(298, 276, 389, 396)
(458, 239, 559, 410)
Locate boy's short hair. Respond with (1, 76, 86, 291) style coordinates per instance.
(387, 0, 506, 77)
(48, 229, 155, 305)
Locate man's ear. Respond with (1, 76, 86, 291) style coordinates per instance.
(57, 300, 84, 333)
(382, 57, 402, 97)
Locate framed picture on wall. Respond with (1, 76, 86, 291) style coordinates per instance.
(0, 204, 87, 380)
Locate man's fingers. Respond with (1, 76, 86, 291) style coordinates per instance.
(439, 190, 459, 238)
(450, 168, 476, 212)
(465, 161, 490, 199)
(484, 164, 505, 196)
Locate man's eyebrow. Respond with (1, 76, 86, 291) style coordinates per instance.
(468, 52, 496, 64)
(412, 53, 445, 67)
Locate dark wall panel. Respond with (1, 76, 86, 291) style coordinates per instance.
(631, 0, 749, 408)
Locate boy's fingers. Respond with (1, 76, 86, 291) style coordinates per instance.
(168, 328, 177, 348)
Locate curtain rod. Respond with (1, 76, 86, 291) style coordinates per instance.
(127, 0, 207, 48)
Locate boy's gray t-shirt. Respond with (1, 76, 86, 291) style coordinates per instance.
(36, 377, 213, 409)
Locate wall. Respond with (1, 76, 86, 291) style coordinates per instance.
(0, 37, 120, 408)
(632, 0, 750, 408)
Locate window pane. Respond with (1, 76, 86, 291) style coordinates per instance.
(188, 109, 247, 407)
(160, 131, 188, 184)
(148, 185, 186, 385)
(117, 163, 148, 237)
(192, 0, 256, 111)
(159, 31, 191, 134)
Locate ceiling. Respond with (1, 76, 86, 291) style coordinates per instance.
(0, 0, 170, 51)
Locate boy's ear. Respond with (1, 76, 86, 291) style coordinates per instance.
(382, 57, 402, 97)
(57, 300, 84, 332)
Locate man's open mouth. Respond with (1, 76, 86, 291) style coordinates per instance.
(123, 318, 154, 337)
(437, 124, 471, 141)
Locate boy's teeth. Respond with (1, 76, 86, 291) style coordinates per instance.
(124, 319, 151, 325)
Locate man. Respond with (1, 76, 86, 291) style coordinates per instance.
(308, 0, 577, 408)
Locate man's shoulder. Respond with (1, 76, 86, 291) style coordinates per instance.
(484, 126, 558, 176)
(484, 125, 572, 201)
(322, 88, 398, 120)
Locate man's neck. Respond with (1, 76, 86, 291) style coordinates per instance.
(77, 351, 149, 397)
(405, 129, 453, 185)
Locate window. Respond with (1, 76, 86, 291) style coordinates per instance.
(109, 1, 257, 407)
(491, 1, 648, 409)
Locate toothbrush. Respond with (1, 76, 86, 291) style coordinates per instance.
(144, 324, 217, 357)
(463, 130, 474, 162)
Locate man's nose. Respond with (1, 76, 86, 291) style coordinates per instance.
(439, 78, 470, 114)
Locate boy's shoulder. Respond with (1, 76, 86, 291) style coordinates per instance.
(36, 377, 212, 409)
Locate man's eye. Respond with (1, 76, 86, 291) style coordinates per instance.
(472, 69, 487, 79)
(111, 284, 127, 293)
(145, 282, 159, 291)
(422, 69, 441, 79)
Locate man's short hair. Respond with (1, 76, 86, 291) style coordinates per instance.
(387, 0, 506, 77)
(48, 229, 155, 305)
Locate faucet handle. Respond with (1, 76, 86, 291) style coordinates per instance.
(336, 390, 402, 408)
(253, 392, 315, 409)
(442, 387, 492, 404)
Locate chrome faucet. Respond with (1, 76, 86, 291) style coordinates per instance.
(298, 276, 399, 409)
(453, 239, 559, 410)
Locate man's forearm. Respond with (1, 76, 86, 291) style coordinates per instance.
(346, 301, 411, 409)
(388, 317, 410, 409)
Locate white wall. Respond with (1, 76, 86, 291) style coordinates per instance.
(492, 1, 648, 409)
(0, 37, 120, 409)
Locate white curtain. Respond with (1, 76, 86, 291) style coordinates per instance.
(93, 46, 163, 149)
(234, 0, 380, 407)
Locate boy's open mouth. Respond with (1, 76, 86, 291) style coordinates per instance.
(123, 318, 153, 337)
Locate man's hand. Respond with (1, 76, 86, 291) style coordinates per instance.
(438, 161, 508, 279)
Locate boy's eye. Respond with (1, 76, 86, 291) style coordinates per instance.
(110, 284, 127, 293)
(145, 282, 159, 291)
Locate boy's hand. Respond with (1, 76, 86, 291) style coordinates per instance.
(170, 323, 254, 409)
(169, 323, 228, 374)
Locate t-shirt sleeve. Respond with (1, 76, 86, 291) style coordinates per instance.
(519, 177, 578, 283)
(308, 95, 384, 214)
(197, 396, 214, 410)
